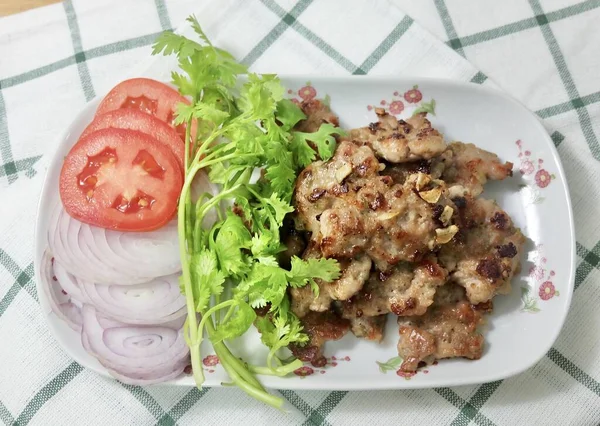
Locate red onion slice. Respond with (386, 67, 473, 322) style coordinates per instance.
(53, 261, 87, 303)
(81, 305, 189, 384)
(106, 361, 188, 385)
(40, 251, 82, 331)
(76, 274, 186, 324)
(48, 202, 181, 285)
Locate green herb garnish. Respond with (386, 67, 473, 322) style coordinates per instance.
(152, 16, 342, 409)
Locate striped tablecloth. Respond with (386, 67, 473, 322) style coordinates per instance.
(0, 0, 598, 424)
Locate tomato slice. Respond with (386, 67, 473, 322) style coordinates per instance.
(60, 128, 183, 232)
(95, 78, 195, 141)
(81, 109, 185, 170)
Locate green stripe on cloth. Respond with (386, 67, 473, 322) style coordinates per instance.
(447, 0, 600, 50)
(0, 156, 41, 180)
(259, 0, 361, 73)
(470, 71, 488, 84)
(0, 32, 163, 90)
(450, 381, 503, 426)
(0, 399, 14, 425)
(0, 262, 37, 319)
(547, 348, 600, 396)
(154, 388, 210, 425)
(529, 0, 600, 160)
(0, 248, 38, 317)
(0, 248, 26, 278)
(154, 0, 172, 31)
(353, 15, 414, 75)
(14, 362, 84, 426)
(63, 1, 96, 102)
(433, 0, 465, 56)
(435, 388, 497, 426)
(575, 241, 600, 290)
(243, 0, 314, 66)
(302, 391, 347, 426)
(536, 90, 600, 119)
(119, 383, 174, 424)
(0, 88, 17, 185)
(550, 131, 565, 147)
(279, 390, 316, 421)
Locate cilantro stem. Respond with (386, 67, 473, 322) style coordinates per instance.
(197, 300, 237, 340)
(221, 303, 235, 324)
(184, 118, 192, 171)
(205, 318, 275, 398)
(177, 165, 204, 387)
(249, 359, 303, 377)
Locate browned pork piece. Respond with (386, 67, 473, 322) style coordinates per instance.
(293, 140, 382, 236)
(396, 283, 486, 372)
(433, 142, 513, 197)
(361, 174, 458, 269)
(344, 109, 446, 163)
(290, 242, 372, 317)
(439, 196, 526, 304)
(344, 313, 387, 342)
(294, 143, 460, 268)
(340, 256, 448, 319)
(289, 310, 350, 367)
(295, 99, 340, 133)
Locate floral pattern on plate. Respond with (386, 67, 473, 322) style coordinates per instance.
(517, 139, 556, 204)
(376, 356, 433, 379)
(521, 246, 560, 313)
(367, 85, 436, 117)
(288, 81, 330, 106)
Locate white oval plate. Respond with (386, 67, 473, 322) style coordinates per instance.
(34, 76, 575, 390)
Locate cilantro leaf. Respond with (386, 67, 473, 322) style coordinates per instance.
(255, 313, 309, 360)
(191, 250, 225, 312)
(236, 263, 289, 310)
(288, 257, 341, 289)
(264, 192, 295, 224)
(210, 300, 256, 344)
(275, 99, 306, 131)
(291, 123, 345, 167)
(238, 74, 284, 119)
(213, 213, 252, 277)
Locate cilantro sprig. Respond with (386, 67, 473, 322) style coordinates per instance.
(152, 16, 342, 409)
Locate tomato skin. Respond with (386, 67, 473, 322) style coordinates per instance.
(96, 78, 186, 120)
(81, 109, 185, 170)
(95, 78, 196, 141)
(60, 129, 183, 232)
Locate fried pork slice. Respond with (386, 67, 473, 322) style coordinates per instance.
(290, 244, 372, 317)
(341, 257, 447, 318)
(289, 310, 350, 367)
(360, 175, 458, 268)
(381, 160, 440, 185)
(439, 197, 526, 304)
(294, 99, 340, 133)
(396, 283, 485, 372)
(433, 142, 513, 197)
(293, 140, 381, 236)
(296, 143, 459, 264)
(347, 314, 386, 342)
(344, 109, 446, 163)
(319, 206, 369, 258)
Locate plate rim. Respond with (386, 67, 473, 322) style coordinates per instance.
(33, 75, 576, 391)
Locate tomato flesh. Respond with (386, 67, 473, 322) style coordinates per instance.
(60, 128, 182, 232)
(112, 191, 156, 214)
(80, 109, 185, 171)
(95, 78, 196, 142)
(122, 95, 158, 115)
(77, 147, 117, 200)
